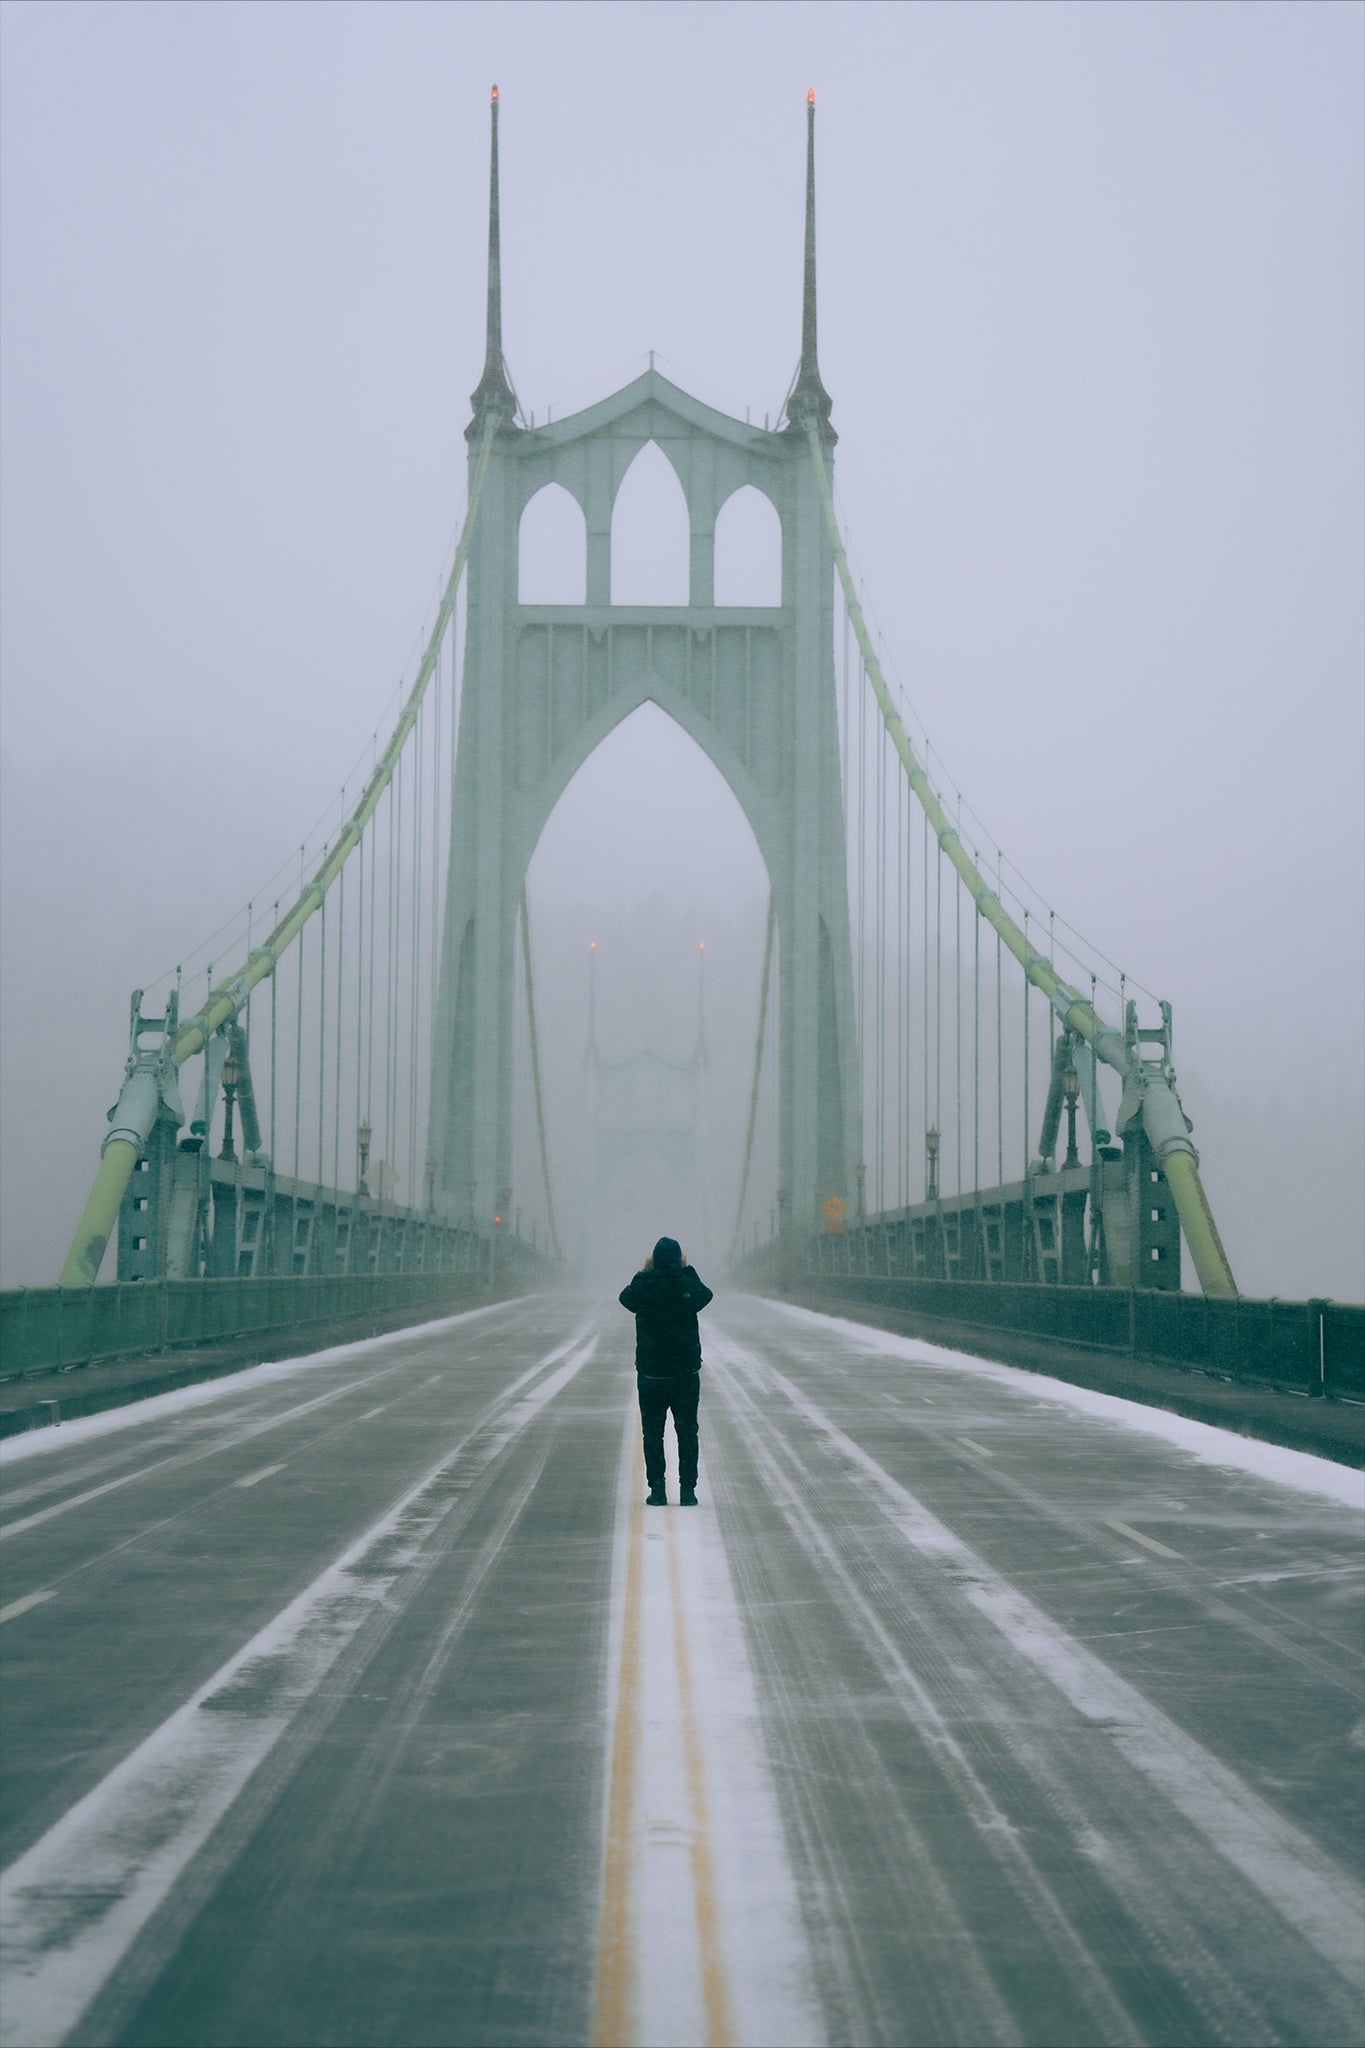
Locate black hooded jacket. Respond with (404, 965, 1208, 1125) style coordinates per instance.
(618, 1266, 714, 1377)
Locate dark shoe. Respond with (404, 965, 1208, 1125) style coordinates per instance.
(646, 1488, 667, 1507)
(679, 1487, 698, 1506)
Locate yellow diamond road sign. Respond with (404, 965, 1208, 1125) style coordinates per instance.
(821, 1195, 847, 1222)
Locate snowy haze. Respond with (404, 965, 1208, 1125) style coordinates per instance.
(1, 0, 1361, 1297)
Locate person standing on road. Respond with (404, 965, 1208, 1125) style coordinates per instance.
(619, 1237, 714, 1507)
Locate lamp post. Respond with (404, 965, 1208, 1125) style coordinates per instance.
(1063, 1067, 1081, 1169)
(218, 1055, 240, 1163)
(357, 1119, 372, 1196)
(925, 1126, 940, 1201)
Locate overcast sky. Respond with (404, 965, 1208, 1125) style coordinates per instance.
(1, 0, 1361, 1296)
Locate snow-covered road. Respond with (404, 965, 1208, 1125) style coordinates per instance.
(1, 1294, 1361, 2047)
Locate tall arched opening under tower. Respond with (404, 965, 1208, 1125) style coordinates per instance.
(520, 701, 772, 1282)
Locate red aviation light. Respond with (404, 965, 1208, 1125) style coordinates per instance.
(491, 84, 499, 100)
(494, 1214, 503, 1224)
(807, 87, 815, 105)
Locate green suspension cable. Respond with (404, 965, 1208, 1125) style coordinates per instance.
(809, 427, 1237, 1295)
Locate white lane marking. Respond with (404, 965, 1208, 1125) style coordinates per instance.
(1107, 1519, 1183, 1560)
(0, 1591, 56, 1626)
(233, 1464, 286, 1491)
(729, 1341, 1365, 1994)
(958, 1436, 995, 1457)
(358, 1404, 390, 1421)
(0, 1368, 398, 1540)
(0, 1334, 597, 2048)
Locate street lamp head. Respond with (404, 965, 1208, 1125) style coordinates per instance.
(1063, 1066, 1080, 1099)
(221, 1055, 239, 1091)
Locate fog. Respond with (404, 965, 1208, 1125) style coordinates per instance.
(1, 1, 1361, 1300)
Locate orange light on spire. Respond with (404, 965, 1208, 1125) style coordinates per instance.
(698, 940, 705, 950)
(807, 87, 815, 105)
(491, 83, 499, 100)
(589, 939, 597, 950)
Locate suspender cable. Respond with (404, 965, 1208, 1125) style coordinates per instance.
(925, 794, 933, 1196)
(897, 736, 906, 1207)
(429, 633, 444, 1223)
(996, 853, 1004, 1192)
(805, 427, 1237, 1297)
(1022, 909, 1031, 1182)
(903, 747, 912, 1211)
(955, 809, 962, 1201)
(317, 878, 327, 1211)
(293, 895, 304, 1269)
(333, 855, 343, 1207)
(268, 901, 279, 1270)
(385, 769, 396, 1208)
(973, 872, 980, 1260)
(935, 821, 943, 1156)
(409, 704, 422, 1211)
(879, 708, 892, 1204)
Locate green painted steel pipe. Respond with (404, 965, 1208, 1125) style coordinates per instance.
(806, 428, 1238, 1298)
(57, 427, 498, 1286)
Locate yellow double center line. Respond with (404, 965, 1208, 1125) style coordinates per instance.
(593, 1450, 735, 2048)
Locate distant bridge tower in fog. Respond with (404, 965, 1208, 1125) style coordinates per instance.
(430, 88, 860, 1239)
(576, 942, 717, 1278)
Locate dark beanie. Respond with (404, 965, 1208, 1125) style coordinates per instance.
(652, 1236, 683, 1273)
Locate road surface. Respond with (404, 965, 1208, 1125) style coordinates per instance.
(1, 1292, 1361, 2048)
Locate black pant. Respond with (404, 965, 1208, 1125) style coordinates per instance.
(637, 1371, 700, 1492)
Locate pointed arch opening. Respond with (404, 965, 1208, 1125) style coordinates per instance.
(520, 701, 774, 1280)
(610, 442, 690, 606)
(714, 484, 782, 607)
(519, 482, 586, 604)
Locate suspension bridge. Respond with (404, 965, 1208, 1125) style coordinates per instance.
(1, 90, 1361, 2048)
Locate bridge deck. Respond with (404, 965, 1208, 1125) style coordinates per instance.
(1, 1297, 1361, 2048)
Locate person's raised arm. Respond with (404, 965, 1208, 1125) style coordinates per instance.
(683, 1270, 714, 1312)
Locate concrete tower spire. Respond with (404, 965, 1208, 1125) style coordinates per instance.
(787, 88, 834, 434)
(469, 85, 518, 434)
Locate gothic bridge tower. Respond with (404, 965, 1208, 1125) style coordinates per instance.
(431, 89, 860, 1241)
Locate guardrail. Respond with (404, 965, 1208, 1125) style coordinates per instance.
(730, 1251, 1364, 1405)
(0, 1263, 550, 1380)
(797, 1276, 1363, 1402)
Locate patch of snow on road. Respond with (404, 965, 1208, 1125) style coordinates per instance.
(767, 1303, 1365, 1511)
